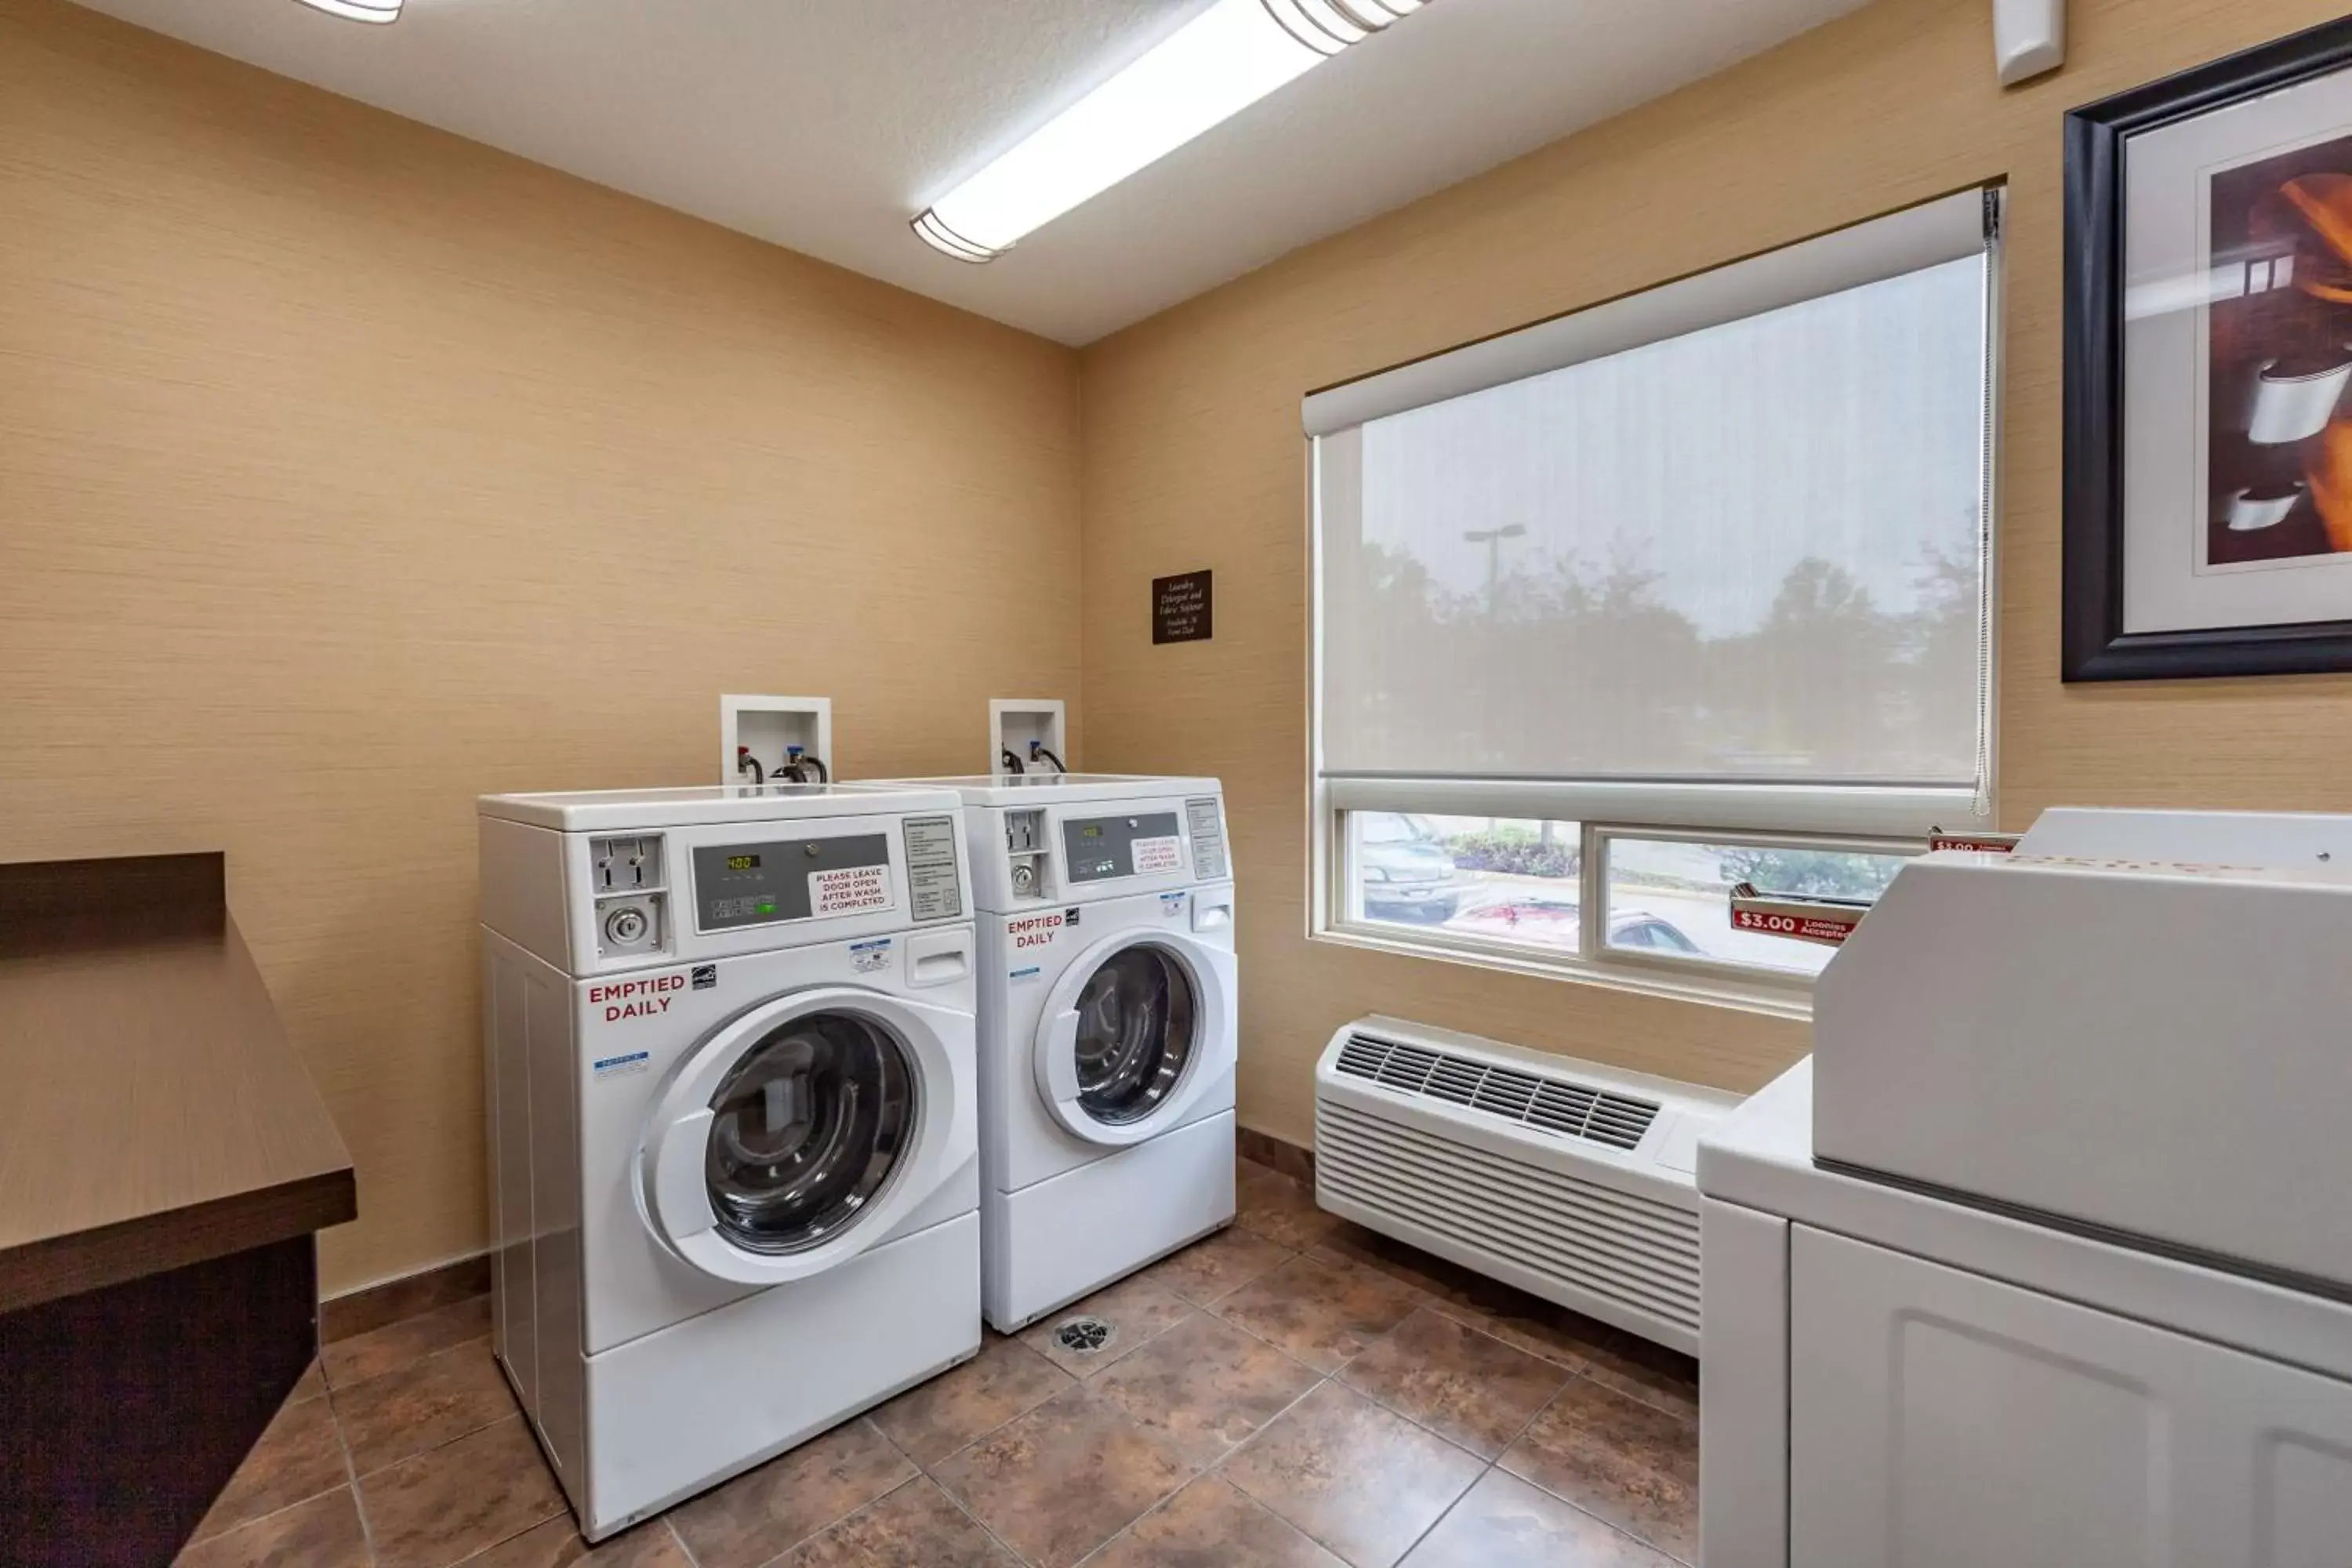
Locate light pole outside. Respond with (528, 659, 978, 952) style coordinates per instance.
(1463, 524, 1526, 610)
(1461, 525, 1528, 837)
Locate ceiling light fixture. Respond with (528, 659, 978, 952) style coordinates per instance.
(912, 0, 1431, 263)
(292, 0, 402, 24)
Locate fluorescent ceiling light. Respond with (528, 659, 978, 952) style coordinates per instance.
(914, 0, 1432, 263)
(293, 0, 401, 23)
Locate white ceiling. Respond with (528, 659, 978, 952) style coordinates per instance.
(71, 0, 1867, 344)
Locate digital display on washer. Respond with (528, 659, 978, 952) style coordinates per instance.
(1061, 811, 1183, 883)
(692, 834, 893, 931)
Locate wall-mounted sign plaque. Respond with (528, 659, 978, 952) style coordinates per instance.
(1152, 570, 1212, 644)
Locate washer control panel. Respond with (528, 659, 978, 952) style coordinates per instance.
(1062, 811, 1184, 884)
(691, 833, 894, 932)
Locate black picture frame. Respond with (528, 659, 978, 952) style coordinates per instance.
(2064, 14, 2352, 681)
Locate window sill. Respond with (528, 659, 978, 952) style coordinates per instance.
(1310, 920, 1817, 1023)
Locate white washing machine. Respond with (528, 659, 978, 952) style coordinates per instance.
(476, 784, 981, 1541)
(855, 774, 1237, 1332)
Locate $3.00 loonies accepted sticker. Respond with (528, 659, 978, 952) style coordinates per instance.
(1727, 882, 1867, 946)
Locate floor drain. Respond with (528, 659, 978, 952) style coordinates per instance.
(1054, 1316, 1114, 1355)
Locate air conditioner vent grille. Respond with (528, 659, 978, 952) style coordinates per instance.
(1424, 1057, 1483, 1105)
(1333, 1031, 1661, 1152)
(1315, 1102, 1700, 1334)
(1374, 1042, 1439, 1093)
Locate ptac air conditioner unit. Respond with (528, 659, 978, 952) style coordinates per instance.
(1315, 1016, 1741, 1356)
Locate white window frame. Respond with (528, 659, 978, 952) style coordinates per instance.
(1305, 187, 2004, 1014)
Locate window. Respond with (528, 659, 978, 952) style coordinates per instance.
(1308, 188, 2000, 1003)
(1600, 834, 1909, 979)
(1347, 812, 1581, 953)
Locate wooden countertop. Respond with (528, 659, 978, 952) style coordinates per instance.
(0, 854, 355, 1313)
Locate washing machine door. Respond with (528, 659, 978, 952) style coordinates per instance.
(1033, 927, 1235, 1147)
(641, 985, 966, 1286)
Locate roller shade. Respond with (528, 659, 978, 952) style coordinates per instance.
(1310, 188, 1999, 835)
(1305, 187, 1993, 436)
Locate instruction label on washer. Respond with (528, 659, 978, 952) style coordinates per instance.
(592, 1050, 650, 1080)
(1132, 836, 1183, 875)
(1185, 797, 1228, 880)
(902, 815, 965, 921)
(811, 864, 891, 916)
(905, 817, 958, 862)
(850, 938, 893, 974)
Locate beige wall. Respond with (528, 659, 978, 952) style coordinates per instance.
(0, 0, 1080, 1294)
(16, 0, 2352, 1294)
(1076, 0, 2352, 1149)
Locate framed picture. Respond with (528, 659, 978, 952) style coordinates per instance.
(2066, 16, 2352, 680)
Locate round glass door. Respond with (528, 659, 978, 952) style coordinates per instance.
(703, 1011, 914, 1254)
(1071, 945, 1198, 1125)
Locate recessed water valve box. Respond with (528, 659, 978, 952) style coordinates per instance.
(990, 699, 1067, 778)
(721, 695, 833, 785)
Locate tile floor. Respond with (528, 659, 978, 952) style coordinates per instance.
(177, 1157, 1700, 1568)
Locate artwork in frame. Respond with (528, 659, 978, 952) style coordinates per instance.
(2065, 15, 2352, 680)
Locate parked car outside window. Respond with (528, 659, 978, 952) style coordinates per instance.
(1609, 914, 1701, 954)
(1356, 813, 1459, 921)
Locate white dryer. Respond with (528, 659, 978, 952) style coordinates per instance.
(855, 774, 1237, 1332)
(476, 784, 980, 1541)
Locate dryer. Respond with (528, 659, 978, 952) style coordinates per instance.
(856, 774, 1237, 1332)
(476, 783, 980, 1541)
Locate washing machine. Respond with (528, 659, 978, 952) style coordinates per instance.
(476, 783, 980, 1541)
(854, 774, 1236, 1332)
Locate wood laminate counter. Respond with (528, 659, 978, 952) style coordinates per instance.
(0, 853, 355, 1313)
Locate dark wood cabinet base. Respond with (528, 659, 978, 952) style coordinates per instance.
(0, 1235, 318, 1566)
